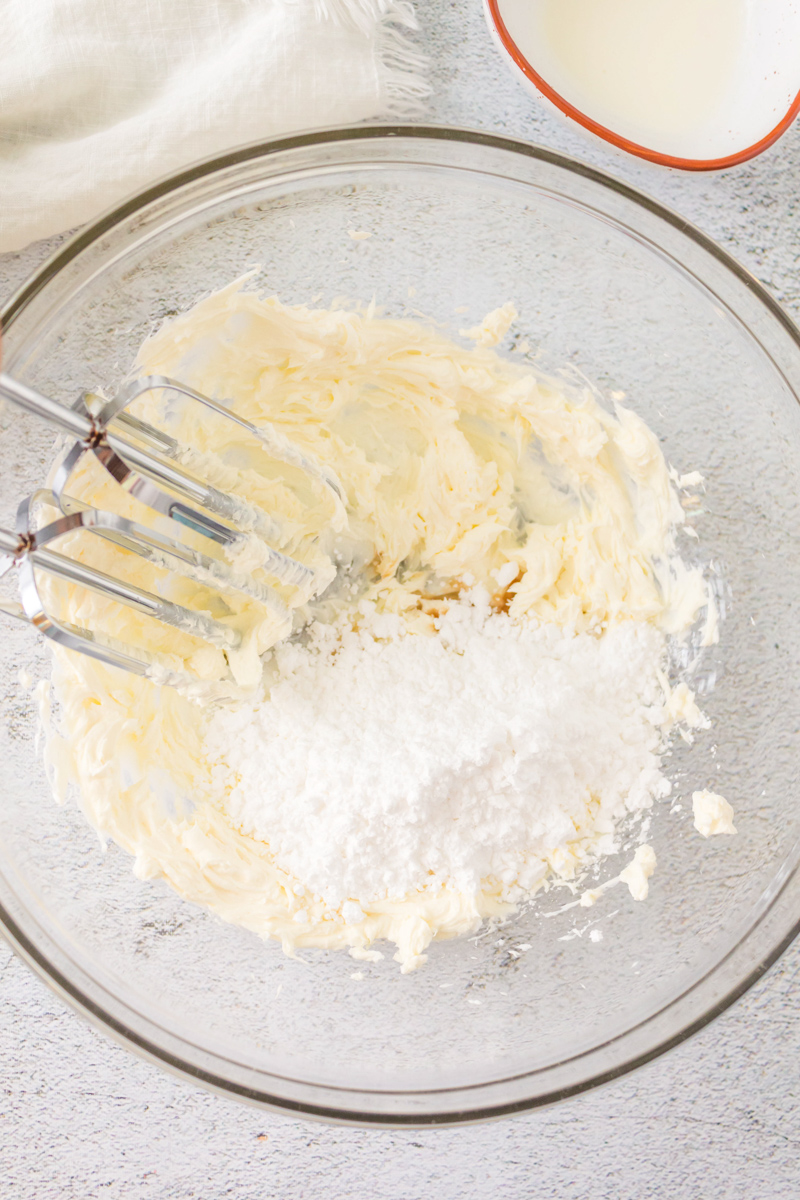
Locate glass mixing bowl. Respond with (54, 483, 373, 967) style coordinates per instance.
(2, 127, 800, 1126)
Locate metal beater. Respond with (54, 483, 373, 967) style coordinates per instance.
(0, 371, 345, 685)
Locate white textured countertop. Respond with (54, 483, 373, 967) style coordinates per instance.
(2, 2, 800, 1195)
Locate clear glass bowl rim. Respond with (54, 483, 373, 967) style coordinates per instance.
(2, 123, 800, 1127)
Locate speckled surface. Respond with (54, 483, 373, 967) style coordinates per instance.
(2, 1, 800, 1195)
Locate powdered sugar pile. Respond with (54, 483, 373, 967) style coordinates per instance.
(205, 590, 675, 909)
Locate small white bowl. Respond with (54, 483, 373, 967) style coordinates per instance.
(485, 0, 800, 170)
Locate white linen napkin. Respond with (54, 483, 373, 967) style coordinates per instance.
(0, 0, 428, 253)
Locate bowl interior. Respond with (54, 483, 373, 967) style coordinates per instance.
(2, 130, 800, 1121)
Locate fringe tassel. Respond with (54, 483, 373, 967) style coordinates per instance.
(313, 0, 431, 117)
(379, 7, 430, 116)
(314, 0, 402, 36)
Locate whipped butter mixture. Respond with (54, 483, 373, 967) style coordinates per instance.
(40, 282, 729, 971)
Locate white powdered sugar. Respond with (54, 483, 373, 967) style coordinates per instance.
(205, 590, 674, 908)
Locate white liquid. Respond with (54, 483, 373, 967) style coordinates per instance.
(499, 0, 746, 148)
